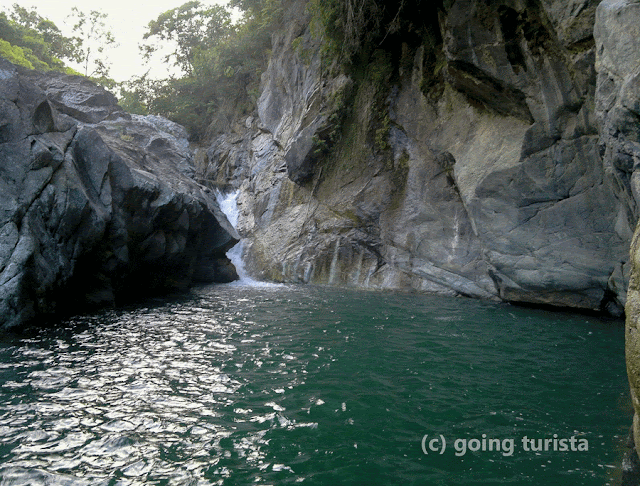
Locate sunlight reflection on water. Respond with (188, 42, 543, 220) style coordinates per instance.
(0, 285, 631, 485)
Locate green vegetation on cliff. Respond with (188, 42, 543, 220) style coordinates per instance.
(307, 0, 444, 75)
(304, 0, 446, 178)
(0, 5, 78, 73)
(120, 0, 283, 140)
(0, 4, 121, 85)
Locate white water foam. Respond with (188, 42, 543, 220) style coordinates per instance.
(215, 190, 280, 287)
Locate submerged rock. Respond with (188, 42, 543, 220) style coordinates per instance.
(0, 59, 238, 329)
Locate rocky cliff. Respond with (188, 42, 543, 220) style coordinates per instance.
(613, 0, 640, 476)
(0, 59, 238, 329)
(203, 0, 635, 316)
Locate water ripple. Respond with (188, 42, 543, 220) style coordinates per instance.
(0, 285, 631, 485)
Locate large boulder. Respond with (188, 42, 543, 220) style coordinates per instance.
(0, 59, 238, 329)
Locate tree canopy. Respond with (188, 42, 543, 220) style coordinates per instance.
(0, 4, 78, 72)
(67, 7, 117, 79)
(120, 0, 282, 140)
(141, 1, 233, 76)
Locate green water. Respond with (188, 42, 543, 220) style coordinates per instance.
(0, 284, 631, 485)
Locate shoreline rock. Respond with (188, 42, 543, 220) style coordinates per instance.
(0, 59, 238, 329)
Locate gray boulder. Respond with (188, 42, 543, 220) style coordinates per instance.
(0, 59, 238, 329)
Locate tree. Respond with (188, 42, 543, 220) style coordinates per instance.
(67, 7, 117, 78)
(9, 4, 78, 61)
(141, 1, 233, 76)
(117, 73, 158, 115)
(129, 0, 281, 139)
(0, 5, 78, 72)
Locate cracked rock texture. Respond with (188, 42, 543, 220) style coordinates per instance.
(204, 0, 633, 316)
(608, 0, 640, 478)
(0, 59, 238, 329)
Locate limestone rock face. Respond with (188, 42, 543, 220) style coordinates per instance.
(206, 0, 631, 315)
(0, 59, 238, 329)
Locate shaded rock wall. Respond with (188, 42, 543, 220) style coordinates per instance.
(610, 0, 640, 476)
(0, 60, 238, 329)
(205, 0, 633, 315)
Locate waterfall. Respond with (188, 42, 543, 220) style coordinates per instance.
(448, 210, 461, 264)
(328, 238, 341, 285)
(452, 211, 461, 251)
(215, 190, 269, 287)
(216, 190, 240, 228)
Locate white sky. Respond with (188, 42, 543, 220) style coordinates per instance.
(5, 0, 231, 82)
